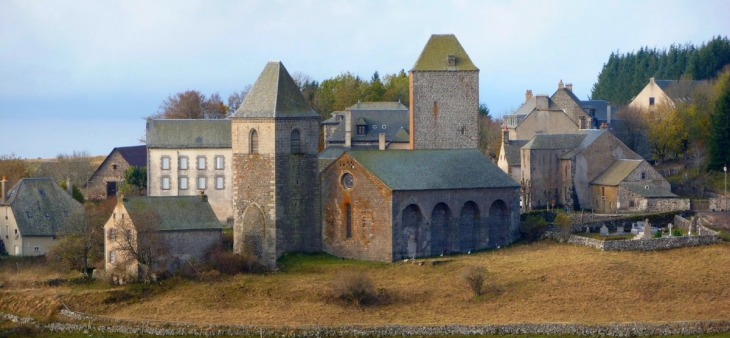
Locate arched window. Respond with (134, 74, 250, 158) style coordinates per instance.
(290, 129, 301, 154)
(250, 129, 258, 154)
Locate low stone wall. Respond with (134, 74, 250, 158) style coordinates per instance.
(546, 231, 721, 252)
(645, 198, 690, 213)
(4, 311, 730, 337)
(710, 197, 729, 212)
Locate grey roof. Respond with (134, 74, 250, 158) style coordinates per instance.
(327, 109, 410, 144)
(146, 119, 231, 149)
(580, 100, 617, 122)
(505, 96, 563, 128)
(348, 102, 408, 111)
(504, 140, 529, 166)
(2, 178, 83, 236)
(115, 145, 147, 167)
(346, 149, 519, 191)
(619, 182, 677, 198)
(412, 34, 478, 71)
(232, 61, 319, 119)
(591, 160, 643, 186)
(523, 134, 587, 150)
(122, 196, 222, 231)
(559, 129, 607, 159)
(322, 112, 344, 125)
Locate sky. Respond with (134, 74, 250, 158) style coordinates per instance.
(1, 0, 728, 159)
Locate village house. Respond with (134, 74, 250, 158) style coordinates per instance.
(629, 77, 706, 110)
(146, 119, 233, 225)
(86, 145, 147, 199)
(104, 195, 222, 282)
(1, 177, 83, 256)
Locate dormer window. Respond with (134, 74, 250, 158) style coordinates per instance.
(447, 54, 456, 66)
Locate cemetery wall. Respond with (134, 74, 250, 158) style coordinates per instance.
(545, 231, 720, 251)
(709, 197, 729, 211)
(5, 311, 730, 337)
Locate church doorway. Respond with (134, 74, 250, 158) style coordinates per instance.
(488, 200, 509, 248)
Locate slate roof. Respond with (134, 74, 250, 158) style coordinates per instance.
(348, 102, 408, 111)
(346, 149, 519, 191)
(115, 145, 147, 167)
(505, 96, 563, 128)
(412, 34, 478, 71)
(580, 100, 617, 122)
(559, 129, 607, 159)
(122, 196, 222, 231)
(2, 178, 83, 236)
(504, 140, 529, 166)
(590, 159, 643, 186)
(619, 182, 677, 198)
(523, 134, 586, 150)
(327, 109, 410, 144)
(146, 119, 231, 149)
(232, 61, 319, 119)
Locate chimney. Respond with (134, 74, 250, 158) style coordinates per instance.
(502, 125, 509, 144)
(525, 90, 533, 102)
(607, 104, 612, 124)
(1, 176, 7, 204)
(66, 177, 73, 196)
(558, 79, 564, 89)
(535, 95, 549, 110)
(566, 83, 573, 92)
(199, 190, 208, 202)
(650, 77, 655, 85)
(600, 122, 608, 130)
(379, 133, 386, 150)
(344, 110, 352, 148)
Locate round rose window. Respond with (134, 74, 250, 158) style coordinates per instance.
(341, 173, 354, 189)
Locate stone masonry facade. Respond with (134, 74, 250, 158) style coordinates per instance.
(409, 71, 479, 150)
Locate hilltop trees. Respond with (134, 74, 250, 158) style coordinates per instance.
(708, 70, 730, 171)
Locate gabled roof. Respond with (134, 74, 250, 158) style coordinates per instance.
(619, 182, 677, 198)
(559, 129, 607, 159)
(554, 88, 583, 106)
(146, 119, 231, 149)
(2, 178, 83, 236)
(347, 149, 519, 191)
(115, 145, 147, 167)
(232, 61, 319, 119)
(523, 134, 586, 150)
(412, 34, 478, 71)
(321, 112, 344, 125)
(122, 196, 222, 231)
(504, 140, 529, 165)
(590, 159, 643, 186)
(348, 102, 408, 111)
(327, 109, 410, 144)
(580, 100, 617, 122)
(391, 128, 410, 142)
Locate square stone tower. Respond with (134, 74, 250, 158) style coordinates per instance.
(409, 34, 479, 150)
(230, 61, 321, 268)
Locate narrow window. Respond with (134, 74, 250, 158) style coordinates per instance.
(179, 156, 188, 170)
(345, 203, 352, 239)
(109, 251, 115, 263)
(161, 176, 171, 190)
(179, 176, 189, 190)
(197, 176, 206, 190)
(197, 156, 206, 170)
(215, 156, 224, 170)
(34, 246, 40, 252)
(290, 130, 301, 154)
(250, 129, 258, 154)
(112, 164, 118, 170)
(649, 97, 655, 106)
(641, 172, 646, 179)
(161, 156, 171, 170)
(215, 176, 224, 190)
(108, 228, 116, 240)
(601, 186, 605, 196)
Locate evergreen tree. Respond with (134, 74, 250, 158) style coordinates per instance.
(707, 71, 730, 171)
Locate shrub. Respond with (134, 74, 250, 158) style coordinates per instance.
(673, 228, 682, 236)
(654, 229, 662, 238)
(205, 246, 266, 275)
(462, 265, 487, 297)
(519, 215, 548, 242)
(520, 210, 557, 223)
(330, 270, 375, 308)
(553, 213, 573, 236)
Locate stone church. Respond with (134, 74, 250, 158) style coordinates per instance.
(146, 34, 520, 267)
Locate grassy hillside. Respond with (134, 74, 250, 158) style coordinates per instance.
(2, 241, 730, 327)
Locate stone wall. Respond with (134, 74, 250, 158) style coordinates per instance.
(86, 151, 131, 199)
(547, 232, 721, 251)
(710, 197, 729, 211)
(5, 311, 730, 337)
(643, 198, 690, 213)
(410, 70, 478, 150)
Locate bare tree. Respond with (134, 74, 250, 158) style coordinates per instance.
(227, 85, 251, 116)
(203, 92, 228, 119)
(0, 153, 30, 188)
(462, 265, 488, 297)
(114, 210, 170, 283)
(33, 150, 95, 189)
(613, 106, 650, 157)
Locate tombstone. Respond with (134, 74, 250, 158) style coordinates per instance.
(586, 227, 590, 233)
(600, 225, 609, 236)
(643, 221, 652, 238)
(668, 223, 673, 237)
(616, 225, 625, 234)
(689, 217, 697, 236)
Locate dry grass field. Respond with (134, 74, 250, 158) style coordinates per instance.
(2, 240, 730, 327)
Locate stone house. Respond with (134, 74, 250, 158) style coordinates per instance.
(104, 195, 221, 281)
(629, 77, 705, 110)
(146, 119, 232, 225)
(322, 101, 410, 149)
(321, 149, 520, 262)
(589, 159, 685, 213)
(87, 145, 147, 199)
(0, 177, 83, 256)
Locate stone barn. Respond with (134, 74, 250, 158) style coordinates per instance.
(321, 149, 520, 262)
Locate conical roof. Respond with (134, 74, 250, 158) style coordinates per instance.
(232, 61, 319, 118)
(412, 34, 478, 71)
